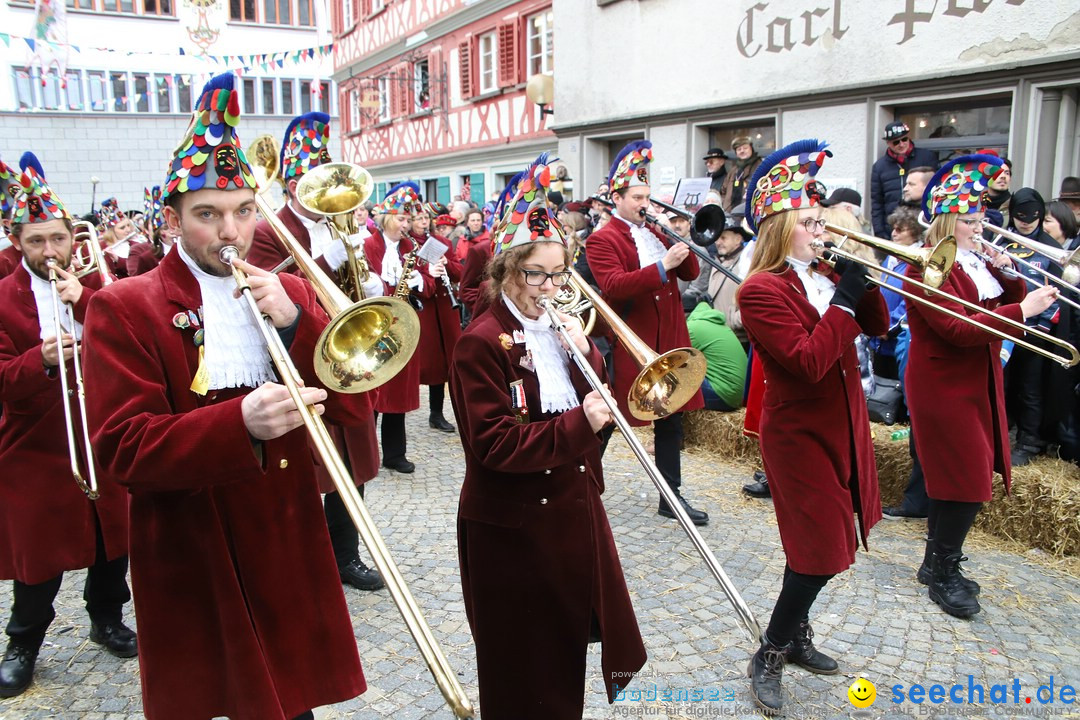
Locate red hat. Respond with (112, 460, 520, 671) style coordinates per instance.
(434, 214, 456, 227)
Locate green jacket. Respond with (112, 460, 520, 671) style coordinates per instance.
(686, 302, 748, 409)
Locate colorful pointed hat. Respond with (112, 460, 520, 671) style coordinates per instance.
(492, 153, 566, 256)
(150, 186, 164, 230)
(745, 138, 831, 233)
(98, 197, 125, 227)
(143, 187, 153, 218)
(373, 181, 420, 216)
(608, 140, 652, 192)
(19, 152, 46, 180)
(921, 154, 1004, 223)
(280, 111, 332, 182)
(163, 72, 257, 201)
(12, 165, 70, 226)
(0, 157, 15, 217)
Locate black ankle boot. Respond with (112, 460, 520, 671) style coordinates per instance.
(928, 552, 981, 618)
(917, 541, 979, 595)
(0, 642, 38, 698)
(428, 413, 455, 433)
(747, 637, 789, 713)
(786, 620, 838, 674)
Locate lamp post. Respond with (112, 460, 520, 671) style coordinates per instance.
(525, 73, 554, 121)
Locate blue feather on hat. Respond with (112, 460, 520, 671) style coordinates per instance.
(744, 138, 830, 232)
(920, 153, 1003, 223)
(280, 111, 331, 166)
(199, 72, 235, 98)
(608, 140, 651, 186)
(384, 181, 420, 201)
(19, 151, 46, 180)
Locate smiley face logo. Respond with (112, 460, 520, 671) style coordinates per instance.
(848, 677, 876, 708)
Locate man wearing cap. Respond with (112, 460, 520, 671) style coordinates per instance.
(704, 147, 728, 194)
(248, 111, 385, 593)
(1056, 176, 1080, 223)
(586, 140, 709, 526)
(870, 121, 938, 239)
(0, 164, 135, 698)
(720, 136, 763, 214)
(82, 73, 368, 720)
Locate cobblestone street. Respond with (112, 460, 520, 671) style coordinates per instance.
(2, 411, 1078, 720)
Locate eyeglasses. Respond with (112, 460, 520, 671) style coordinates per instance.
(798, 218, 827, 233)
(889, 137, 911, 146)
(521, 269, 572, 287)
(958, 218, 984, 228)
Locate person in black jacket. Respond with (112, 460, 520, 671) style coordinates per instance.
(870, 122, 938, 238)
(704, 147, 728, 194)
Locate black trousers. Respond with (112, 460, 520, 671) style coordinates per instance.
(900, 427, 929, 514)
(927, 499, 982, 556)
(600, 413, 684, 493)
(1009, 346, 1048, 448)
(5, 520, 130, 650)
(765, 565, 834, 647)
(380, 412, 407, 463)
(324, 484, 364, 568)
(429, 383, 445, 416)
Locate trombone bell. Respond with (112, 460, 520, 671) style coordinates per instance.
(824, 222, 957, 289)
(316, 296, 421, 393)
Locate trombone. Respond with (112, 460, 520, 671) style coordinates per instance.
(221, 246, 474, 719)
(538, 275, 761, 643)
(981, 220, 1080, 287)
(818, 224, 1080, 369)
(46, 259, 100, 500)
(71, 221, 113, 287)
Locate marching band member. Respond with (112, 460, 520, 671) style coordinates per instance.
(0, 164, 134, 699)
(126, 186, 179, 276)
(0, 157, 19, 278)
(82, 73, 368, 720)
(459, 174, 522, 323)
(97, 196, 142, 279)
(906, 155, 1056, 618)
(449, 154, 645, 720)
(364, 183, 433, 473)
(248, 111, 384, 592)
(736, 140, 888, 713)
(585, 140, 709, 526)
(409, 206, 462, 433)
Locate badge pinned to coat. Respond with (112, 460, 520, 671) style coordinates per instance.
(509, 379, 529, 424)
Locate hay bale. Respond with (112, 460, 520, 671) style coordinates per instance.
(682, 412, 1080, 558)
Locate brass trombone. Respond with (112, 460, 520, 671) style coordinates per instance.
(981, 221, 1080, 287)
(538, 277, 761, 643)
(46, 259, 99, 499)
(818, 224, 1080, 369)
(71, 221, 113, 287)
(221, 246, 474, 719)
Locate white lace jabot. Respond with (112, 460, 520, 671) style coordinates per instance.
(502, 294, 580, 414)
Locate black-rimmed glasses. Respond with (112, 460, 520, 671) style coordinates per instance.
(799, 218, 827, 233)
(521, 269, 572, 287)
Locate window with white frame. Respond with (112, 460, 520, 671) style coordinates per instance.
(281, 79, 294, 114)
(341, 0, 352, 28)
(413, 59, 430, 112)
(88, 71, 107, 111)
(371, 0, 384, 12)
(377, 76, 390, 122)
(527, 10, 553, 76)
(349, 88, 360, 131)
(478, 31, 496, 94)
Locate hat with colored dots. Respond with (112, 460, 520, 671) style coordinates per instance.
(921, 154, 1004, 223)
(745, 138, 831, 233)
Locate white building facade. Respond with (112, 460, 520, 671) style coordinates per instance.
(0, 0, 337, 214)
(552, 0, 1080, 207)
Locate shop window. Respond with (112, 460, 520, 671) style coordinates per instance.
(895, 96, 1011, 163)
(709, 122, 777, 160)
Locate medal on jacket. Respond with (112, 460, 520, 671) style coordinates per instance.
(519, 349, 535, 373)
(190, 345, 209, 396)
(509, 379, 528, 424)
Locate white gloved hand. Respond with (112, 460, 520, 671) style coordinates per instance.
(361, 274, 385, 297)
(406, 269, 424, 291)
(321, 237, 349, 270)
(347, 229, 370, 248)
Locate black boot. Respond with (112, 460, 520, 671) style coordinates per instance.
(786, 620, 838, 674)
(339, 558, 385, 592)
(747, 637, 789, 713)
(658, 493, 709, 526)
(0, 642, 38, 698)
(742, 470, 770, 498)
(928, 552, 981, 618)
(428, 413, 456, 433)
(89, 621, 138, 658)
(917, 540, 979, 595)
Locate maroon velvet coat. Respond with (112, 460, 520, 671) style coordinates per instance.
(125, 240, 166, 276)
(81, 249, 366, 720)
(459, 240, 492, 320)
(411, 231, 463, 386)
(738, 266, 888, 575)
(364, 229, 433, 413)
(0, 264, 128, 584)
(248, 205, 379, 488)
(905, 261, 1027, 502)
(0, 245, 19, 279)
(449, 297, 646, 720)
(585, 217, 704, 426)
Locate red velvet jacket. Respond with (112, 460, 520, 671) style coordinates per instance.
(363, 229, 433, 413)
(0, 263, 127, 584)
(126, 241, 168, 276)
(449, 296, 645, 719)
(0, 245, 19, 279)
(739, 266, 888, 575)
(82, 249, 366, 720)
(905, 261, 1027, 502)
(411, 230, 463, 385)
(247, 208, 379, 487)
(459, 240, 492, 320)
(585, 217, 704, 426)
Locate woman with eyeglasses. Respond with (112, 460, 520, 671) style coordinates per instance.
(736, 140, 889, 714)
(449, 157, 645, 720)
(905, 155, 1057, 620)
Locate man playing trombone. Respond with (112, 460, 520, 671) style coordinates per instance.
(586, 140, 709, 525)
(248, 111, 385, 593)
(0, 163, 134, 699)
(82, 73, 368, 720)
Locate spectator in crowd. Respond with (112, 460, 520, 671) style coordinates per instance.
(684, 213, 752, 348)
(686, 302, 748, 411)
(704, 148, 728, 194)
(981, 153, 1013, 229)
(900, 167, 936, 209)
(1056, 177, 1080, 223)
(720, 136, 763, 214)
(1042, 200, 1080, 463)
(870, 122, 938, 238)
(455, 209, 489, 262)
(821, 187, 870, 235)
